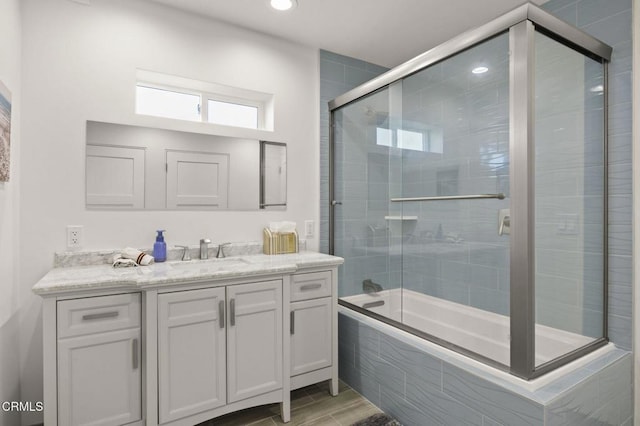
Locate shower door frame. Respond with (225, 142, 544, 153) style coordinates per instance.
(329, 3, 612, 380)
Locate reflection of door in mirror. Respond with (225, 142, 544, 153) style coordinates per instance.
(166, 151, 229, 209)
(260, 141, 287, 210)
(85, 121, 286, 211)
(86, 145, 145, 208)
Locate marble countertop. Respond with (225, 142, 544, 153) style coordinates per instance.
(33, 251, 344, 296)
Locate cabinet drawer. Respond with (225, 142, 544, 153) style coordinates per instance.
(57, 293, 141, 339)
(291, 271, 331, 302)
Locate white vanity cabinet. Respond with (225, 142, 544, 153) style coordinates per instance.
(36, 252, 343, 426)
(290, 270, 338, 395)
(157, 280, 282, 424)
(56, 293, 142, 426)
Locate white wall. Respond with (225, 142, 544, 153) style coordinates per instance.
(0, 0, 21, 424)
(20, 0, 320, 423)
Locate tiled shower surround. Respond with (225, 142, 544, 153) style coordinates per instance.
(321, 0, 633, 347)
(339, 310, 632, 425)
(320, 0, 633, 423)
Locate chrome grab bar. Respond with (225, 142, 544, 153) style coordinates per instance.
(391, 193, 505, 202)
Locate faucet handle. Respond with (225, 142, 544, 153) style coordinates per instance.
(217, 242, 231, 258)
(175, 245, 191, 261)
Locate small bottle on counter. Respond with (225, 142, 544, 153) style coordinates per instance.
(153, 230, 167, 262)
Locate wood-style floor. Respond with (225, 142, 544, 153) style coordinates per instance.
(197, 381, 382, 426)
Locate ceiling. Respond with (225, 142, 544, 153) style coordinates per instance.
(147, 0, 548, 68)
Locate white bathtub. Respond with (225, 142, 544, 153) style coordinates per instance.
(342, 288, 594, 367)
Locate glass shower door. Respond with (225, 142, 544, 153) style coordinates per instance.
(397, 33, 512, 366)
(333, 87, 403, 323)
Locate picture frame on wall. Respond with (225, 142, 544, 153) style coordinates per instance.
(0, 79, 11, 182)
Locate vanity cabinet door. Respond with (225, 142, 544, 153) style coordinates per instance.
(226, 280, 283, 403)
(158, 287, 227, 423)
(57, 328, 141, 426)
(290, 297, 332, 376)
(57, 294, 141, 426)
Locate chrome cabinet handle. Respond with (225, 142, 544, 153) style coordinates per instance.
(132, 338, 139, 370)
(219, 300, 225, 328)
(82, 311, 119, 321)
(290, 311, 295, 335)
(230, 299, 235, 326)
(300, 283, 322, 291)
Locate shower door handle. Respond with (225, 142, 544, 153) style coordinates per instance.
(391, 193, 505, 202)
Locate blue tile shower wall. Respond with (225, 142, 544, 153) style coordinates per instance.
(541, 0, 633, 349)
(319, 50, 389, 254)
(339, 312, 632, 425)
(399, 33, 512, 316)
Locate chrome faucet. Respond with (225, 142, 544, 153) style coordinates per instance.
(200, 239, 211, 259)
(216, 242, 231, 258)
(176, 245, 191, 261)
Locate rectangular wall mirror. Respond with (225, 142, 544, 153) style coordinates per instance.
(85, 121, 287, 210)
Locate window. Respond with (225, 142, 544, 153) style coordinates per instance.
(376, 127, 443, 153)
(376, 127, 393, 147)
(136, 86, 201, 122)
(208, 100, 258, 129)
(135, 70, 274, 131)
(397, 129, 423, 151)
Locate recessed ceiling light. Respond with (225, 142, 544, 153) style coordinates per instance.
(270, 0, 297, 11)
(472, 66, 489, 74)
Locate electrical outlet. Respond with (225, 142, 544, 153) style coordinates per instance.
(67, 225, 84, 249)
(304, 220, 314, 238)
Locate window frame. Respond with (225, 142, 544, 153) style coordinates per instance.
(135, 80, 268, 131)
(136, 83, 203, 122)
(205, 94, 264, 129)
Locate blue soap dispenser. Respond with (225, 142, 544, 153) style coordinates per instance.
(154, 230, 167, 262)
